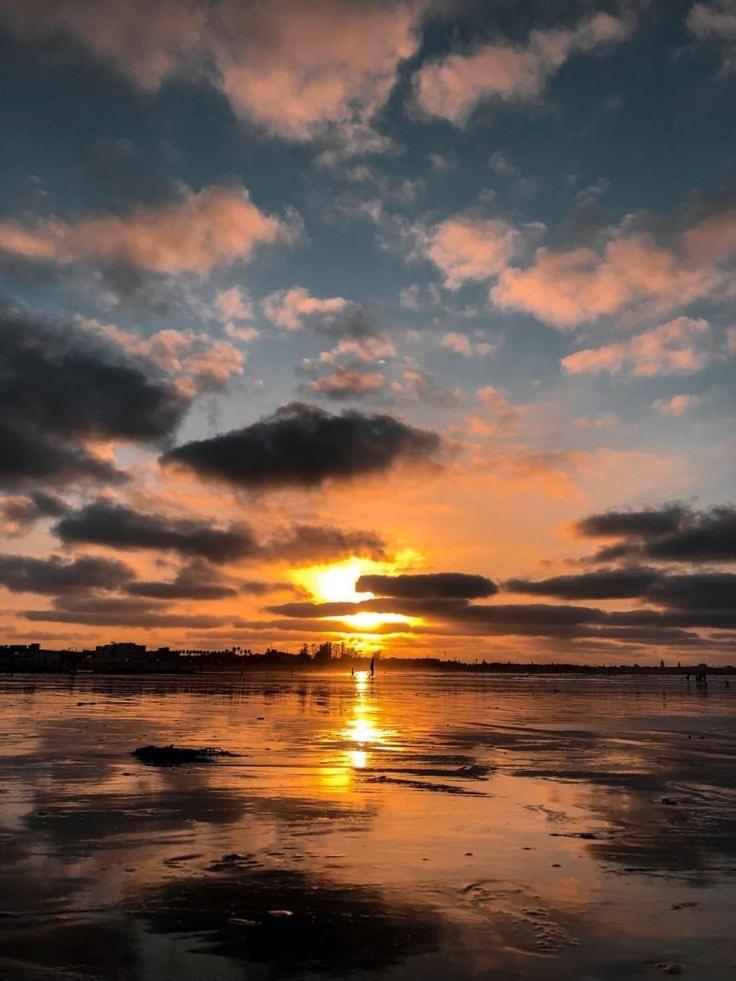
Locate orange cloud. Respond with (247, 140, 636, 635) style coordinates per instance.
(321, 336, 396, 364)
(79, 320, 245, 395)
(0, 0, 423, 145)
(652, 394, 702, 417)
(427, 215, 520, 288)
(262, 287, 350, 331)
(0, 186, 287, 275)
(562, 317, 715, 377)
(681, 206, 736, 264)
(0, 0, 205, 91)
(215, 286, 254, 323)
(475, 386, 520, 425)
(490, 234, 720, 328)
(414, 12, 631, 124)
(214, 0, 421, 142)
(308, 369, 387, 398)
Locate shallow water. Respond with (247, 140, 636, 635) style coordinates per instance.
(1, 671, 735, 980)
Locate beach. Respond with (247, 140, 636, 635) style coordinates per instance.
(1, 671, 735, 979)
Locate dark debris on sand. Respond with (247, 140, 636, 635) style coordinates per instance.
(131, 745, 235, 766)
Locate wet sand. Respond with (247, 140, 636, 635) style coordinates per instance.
(0, 671, 735, 979)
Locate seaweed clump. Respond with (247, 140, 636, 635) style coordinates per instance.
(132, 745, 234, 766)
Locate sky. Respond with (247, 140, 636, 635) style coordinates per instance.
(0, 0, 734, 663)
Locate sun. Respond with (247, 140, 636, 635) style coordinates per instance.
(291, 552, 423, 634)
(295, 559, 375, 603)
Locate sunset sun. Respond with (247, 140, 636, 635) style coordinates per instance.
(292, 556, 422, 634)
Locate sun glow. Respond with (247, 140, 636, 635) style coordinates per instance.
(291, 552, 423, 634)
(295, 558, 376, 603)
(340, 612, 417, 630)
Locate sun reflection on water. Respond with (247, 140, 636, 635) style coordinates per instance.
(320, 670, 395, 790)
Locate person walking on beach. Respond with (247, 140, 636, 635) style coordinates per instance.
(369, 657, 375, 680)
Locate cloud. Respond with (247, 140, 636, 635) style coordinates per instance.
(653, 394, 702, 417)
(605, 608, 736, 630)
(213, 0, 422, 143)
(262, 287, 375, 337)
(0, 492, 68, 537)
(576, 503, 736, 563)
(506, 567, 660, 600)
(0, 185, 287, 275)
(0, 422, 122, 489)
(475, 386, 519, 424)
(298, 334, 398, 401)
(307, 368, 388, 400)
(414, 12, 631, 125)
(162, 402, 441, 489)
(576, 504, 689, 539)
(239, 579, 297, 596)
(572, 413, 619, 430)
(440, 332, 495, 358)
(397, 370, 463, 407)
(488, 151, 517, 177)
(644, 572, 736, 611)
(426, 216, 520, 289)
(0, 0, 205, 92)
(0, 554, 133, 594)
(55, 500, 258, 563)
(126, 559, 238, 600)
(319, 336, 397, 365)
(214, 286, 254, 323)
(265, 524, 387, 563)
(356, 572, 498, 599)
(24, 606, 231, 629)
(245, 530, 735, 647)
(0, 0, 423, 147)
(562, 317, 717, 377)
(268, 596, 606, 636)
(79, 320, 245, 396)
(491, 235, 720, 329)
(0, 304, 189, 489)
(688, 1, 736, 71)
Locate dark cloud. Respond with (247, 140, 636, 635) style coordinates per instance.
(126, 560, 238, 600)
(357, 572, 498, 599)
(0, 304, 189, 488)
(24, 607, 233, 629)
(577, 504, 736, 563)
(239, 579, 297, 596)
(55, 500, 257, 564)
(645, 573, 736, 611)
(266, 524, 386, 562)
(0, 491, 68, 535)
(579, 625, 702, 646)
(608, 609, 736, 630)
(456, 602, 605, 628)
(576, 505, 688, 539)
(506, 568, 659, 600)
(0, 418, 123, 488)
(0, 554, 133, 594)
(49, 595, 160, 615)
(506, 568, 736, 612)
(161, 402, 440, 489)
(267, 598, 605, 634)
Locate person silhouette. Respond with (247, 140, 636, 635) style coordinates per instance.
(369, 657, 375, 680)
